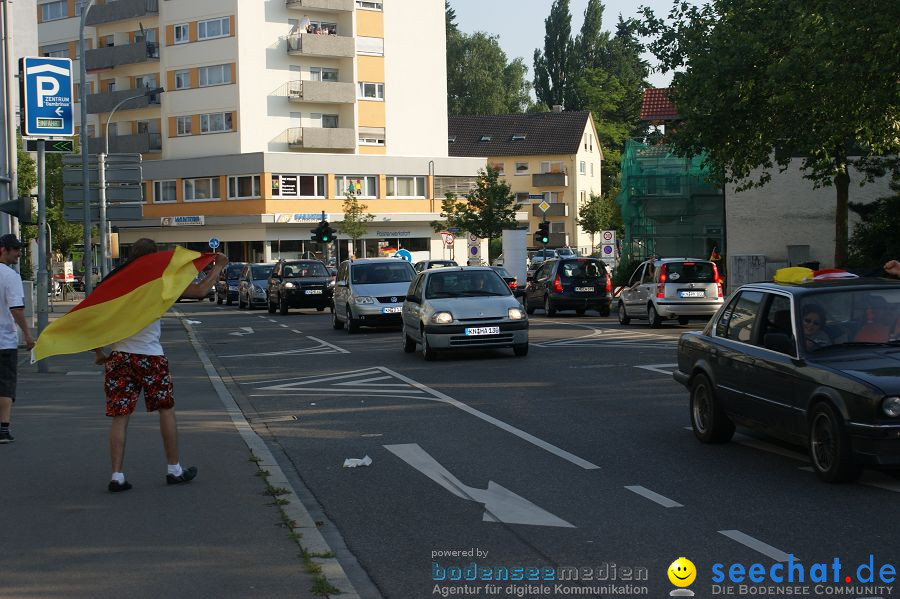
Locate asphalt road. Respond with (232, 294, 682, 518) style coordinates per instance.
(180, 300, 900, 599)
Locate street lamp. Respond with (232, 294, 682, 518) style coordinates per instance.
(78, 0, 95, 294)
(99, 86, 164, 275)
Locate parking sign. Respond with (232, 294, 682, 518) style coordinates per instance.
(20, 57, 74, 137)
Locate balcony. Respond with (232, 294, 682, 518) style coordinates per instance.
(86, 88, 160, 115)
(88, 133, 161, 155)
(285, 0, 354, 11)
(85, 41, 159, 71)
(532, 172, 568, 187)
(287, 80, 355, 104)
(286, 127, 355, 151)
(85, 0, 159, 26)
(532, 203, 568, 217)
(286, 33, 354, 59)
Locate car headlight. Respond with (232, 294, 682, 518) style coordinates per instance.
(284, 282, 296, 288)
(328, 280, 336, 288)
(883, 396, 900, 417)
(431, 311, 453, 324)
(508, 307, 525, 320)
(254, 285, 264, 292)
(355, 296, 375, 305)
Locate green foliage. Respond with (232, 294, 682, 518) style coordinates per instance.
(338, 193, 374, 242)
(17, 135, 36, 199)
(639, 0, 900, 265)
(533, 0, 576, 109)
(577, 193, 621, 249)
(847, 175, 900, 270)
(448, 31, 532, 115)
(445, 0, 457, 34)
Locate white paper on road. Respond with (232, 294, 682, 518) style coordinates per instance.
(343, 455, 372, 468)
(184, 319, 202, 325)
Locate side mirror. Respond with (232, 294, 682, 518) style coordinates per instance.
(763, 333, 794, 355)
(405, 294, 419, 303)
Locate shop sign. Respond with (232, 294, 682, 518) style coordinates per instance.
(376, 231, 411, 237)
(275, 213, 326, 223)
(272, 174, 298, 197)
(161, 215, 205, 226)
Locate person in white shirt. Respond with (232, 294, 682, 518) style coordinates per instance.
(94, 239, 227, 492)
(0, 235, 35, 444)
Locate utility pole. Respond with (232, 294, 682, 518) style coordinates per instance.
(79, 0, 94, 294)
(0, 0, 16, 237)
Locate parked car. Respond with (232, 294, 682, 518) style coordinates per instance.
(267, 259, 331, 314)
(237, 263, 275, 309)
(216, 262, 246, 306)
(414, 259, 458, 273)
(492, 254, 504, 267)
(401, 266, 529, 360)
(618, 257, 724, 327)
(524, 258, 612, 316)
(332, 258, 416, 333)
(674, 278, 900, 482)
(490, 266, 522, 297)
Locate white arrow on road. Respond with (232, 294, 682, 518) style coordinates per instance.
(384, 443, 574, 528)
(228, 327, 255, 337)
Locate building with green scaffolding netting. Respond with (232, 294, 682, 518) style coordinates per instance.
(615, 139, 725, 267)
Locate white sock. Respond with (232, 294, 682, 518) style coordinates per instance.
(111, 472, 125, 484)
(167, 463, 183, 477)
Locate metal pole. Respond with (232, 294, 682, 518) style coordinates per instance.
(98, 150, 106, 276)
(79, 0, 94, 294)
(0, 0, 14, 236)
(36, 140, 47, 373)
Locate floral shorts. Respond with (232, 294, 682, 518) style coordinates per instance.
(104, 351, 174, 417)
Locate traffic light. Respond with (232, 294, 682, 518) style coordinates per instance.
(534, 221, 550, 246)
(311, 220, 337, 243)
(0, 194, 35, 225)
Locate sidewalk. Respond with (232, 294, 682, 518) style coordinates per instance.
(2, 303, 323, 599)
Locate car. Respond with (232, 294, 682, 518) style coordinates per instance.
(267, 259, 331, 314)
(556, 247, 577, 259)
(526, 249, 558, 279)
(490, 266, 522, 298)
(491, 254, 504, 267)
(237, 262, 275, 309)
(332, 258, 416, 333)
(618, 257, 724, 327)
(674, 278, 900, 483)
(401, 266, 529, 360)
(524, 257, 612, 316)
(414, 259, 458, 273)
(215, 262, 247, 306)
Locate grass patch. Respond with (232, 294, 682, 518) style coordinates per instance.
(310, 575, 340, 596)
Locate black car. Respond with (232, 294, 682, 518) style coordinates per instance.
(674, 279, 900, 482)
(215, 262, 246, 306)
(267, 259, 331, 314)
(490, 266, 522, 298)
(524, 258, 612, 316)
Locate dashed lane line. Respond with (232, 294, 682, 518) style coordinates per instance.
(624, 485, 683, 508)
(718, 530, 792, 562)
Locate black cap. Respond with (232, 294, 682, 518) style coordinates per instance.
(0, 234, 22, 249)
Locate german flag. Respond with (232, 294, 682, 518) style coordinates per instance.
(33, 246, 215, 362)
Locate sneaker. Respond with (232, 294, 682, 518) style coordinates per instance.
(0, 431, 13, 444)
(108, 480, 133, 493)
(166, 466, 197, 485)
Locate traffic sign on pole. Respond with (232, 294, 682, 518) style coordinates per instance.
(26, 139, 74, 153)
(20, 57, 74, 137)
(209, 238, 220, 250)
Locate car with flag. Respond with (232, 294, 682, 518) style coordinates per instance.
(215, 262, 246, 306)
(267, 259, 331, 314)
(237, 262, 275, 309)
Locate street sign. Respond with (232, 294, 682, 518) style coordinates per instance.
(393, 248, 412, 262)
(26, 139, 74, 153)
(528, 194, 544, 200)
(602, 245, 613, 255)
(440, 232, 455, 247)
(538, 200, 551, 213)
(602, 230, 615, 243)
(63, 186, 143, 203)
(20, 57, 74, 137)
(447, 227, 460, 234)
(467, 233, 481, 264)
(209, 238, 220, 250)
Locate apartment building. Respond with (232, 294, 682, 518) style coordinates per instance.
(36, 0, 484, 262)
(448, 110, 602, 255)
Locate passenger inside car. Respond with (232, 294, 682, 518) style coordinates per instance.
(853, 296, 898, 343)
(801, 304, 831, 351)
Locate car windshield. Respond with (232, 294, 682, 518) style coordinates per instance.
(560, 259, 605, 279)
(425, 270, 511, 299)
(251, 265, 274, 279)
(284, 263, 328, 278)
(351, 262, 415, 285)
(492, 267, 512, 278)
(226, 265, 243, 280)
(800, 287, 900, 351)
(557, 248, 576, 257)
(664, 261, 716, 283)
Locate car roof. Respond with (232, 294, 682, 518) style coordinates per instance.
(423, 266, 495, 274)
(281, 259, 324, 264)
(739, 278, 900, 295)
(347, 258, 412, 265)
(647, 257, 712, 264)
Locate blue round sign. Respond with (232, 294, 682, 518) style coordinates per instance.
(394, 249, 412, 262)
(602, 245, 613, 255)
(209, 237, 220, 249)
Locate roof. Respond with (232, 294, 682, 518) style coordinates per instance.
(742, 279, 900, 293)
(640, 88, 678, 122)
(448, 112, 592, 157)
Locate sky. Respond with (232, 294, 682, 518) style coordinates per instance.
(449, 0, 677, 90)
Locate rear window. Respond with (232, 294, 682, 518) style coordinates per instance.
(251, 265, 274, 279)
(560, 259, 606, 279)
(425, 270, 510, 299)
(284, 262, 328, 278)
(662, 262, 715, 283)
(351, 262, 415, 285)
(226, 265, 243, 280)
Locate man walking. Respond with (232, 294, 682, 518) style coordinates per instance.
(0, 234, 36, 444)
(94, 239, 226, 491)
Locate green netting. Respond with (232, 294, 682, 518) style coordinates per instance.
(615, 140, 725, 264)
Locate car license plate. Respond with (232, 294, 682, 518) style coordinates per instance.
(465, 326, 500, 336)
(679, 290, 705, 298)
(382, 306, 402, 314)
(304, 289, 323, 295)
(574, 286, 595, 292)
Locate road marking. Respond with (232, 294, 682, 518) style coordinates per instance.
(307, 336, 351, 354)
(222, 336, 348, 358)
(268, 319, 277, 323)
(65, 371, 100, 376)
(634, 363, 678, 375)
(291, 329, 303, 334)
(228, 326, 255, 337)
(735, 434, 809, 462)
(280, 324, 289, 328)
(718, 530, 792, 562)
(385, 443, 574, 528)
(624, 485, 683, 508)
(534, 328, 678, 349)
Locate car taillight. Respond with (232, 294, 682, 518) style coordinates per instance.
(509, 280, 518, 290)
(605, 273, 612, 292)
(553, 274, 563, 293)
(656, 264, 667, 298)
(712, 263, 723, 298)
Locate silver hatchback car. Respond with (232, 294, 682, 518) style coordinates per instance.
(332, 258, 416, 332)
(401, 267, 529, 360)
(618, 257, 724, 327)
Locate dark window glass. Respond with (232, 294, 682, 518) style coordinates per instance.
(560, 259, 605, 279)
(425, 270, 510, 299)
(284, 262, 328, 277)
(251, 265, 274, 279)
(721, 291, 763, 343)
(351, 262, 415, 284)
(664, 261, 716, 283)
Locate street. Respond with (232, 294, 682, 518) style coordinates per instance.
(177, 302, 900, 599)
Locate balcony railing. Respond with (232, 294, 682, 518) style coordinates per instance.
(532, 172, 568, 187)
(286, 33, 355, 58)
(287, 80, 356, 104)
(85, 0, 159, 26)
(286, 127, 355, 150)
(85, 88, 160, 115)
(285, 0, 354, 11)
(85, 40, 159, 71)
(88, 132, 161, 155)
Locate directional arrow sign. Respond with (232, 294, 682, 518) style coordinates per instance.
(25, 139, 75, 153)
(385, 443, 574, 528)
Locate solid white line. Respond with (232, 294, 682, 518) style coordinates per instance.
(624, 485, 683, 508)
(280, 324, 289, 328)
(718, 530, 792, 562)
(243, 368, 382, 386)
(268, 319, 277, 323)
(307, 335, 350, 354)
(291, 329, 303, 334)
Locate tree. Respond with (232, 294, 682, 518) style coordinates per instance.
(447, 31, 532, 115)
(847, 174, 900, 270)
(434, 166, 521, 262)
(338, 192, 374, 257)
(577, 193, 621, 251)
(445, 0, 457, 34)
(640, 0, 900, 266)
(532, 0, 576, 109)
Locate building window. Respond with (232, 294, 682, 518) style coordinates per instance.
(41, 42, 68, 58)
(579, 161, 586, 174)
(271, 174, 326, 198)
(175, 116, 192, 136)
(310, 67, 338, 82)
(540, 161, 565, 174)
(356, 1, 383, 10)
(386, 176, 426, 198)
(199, 64, 231, 87)
(321, 114, 338, 129)
(543, 191, 561, 203)
(200, 112, 233, 134)
(184, 177, 220, 201)
(40, 0, 67, 22)
(357, 82, 384, 100)
(489, 162, 505, 176)
(153, 180, 177, 203)
(358, 135, 385, 146)
(135, 74, 158, 89)
(174, 24, 189, 44)
(515, 192, 529, 203)
(228, 175, 260, 200)
(335, 175, 377, 198)
(515, 162, 529, 175)
(198, 17, 230, 40)
(174, 69, 190, 90)
(550, 222, 566, 233)
(357, 36, 384, 56)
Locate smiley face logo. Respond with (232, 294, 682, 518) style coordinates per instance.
(668, 557, 696, 587)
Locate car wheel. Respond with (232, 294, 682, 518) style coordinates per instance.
(346, 308, 359, 334)
(678, 316, 690, 325)
(648, 304, 662, 328)
(690, 373, 735, 443)
(216, 293, 223, 305)
(403, 328, 416, 353)
(544, 295, 556, 316)
(525, 297, 535, 315)
(808, 402, 862, 483)
(618, 302, 631, 325)
(332, 305, 344, 329)
(279, 296, 288, 315)
(247, 298, 256, 311)
(422, 330, 437, 361)
(226, 294, 233, 306)
(267, 298, 276, 314)
(513, 343, 529, 357)
(209, 294, 216, 302)
(575, 308, 586, 316)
